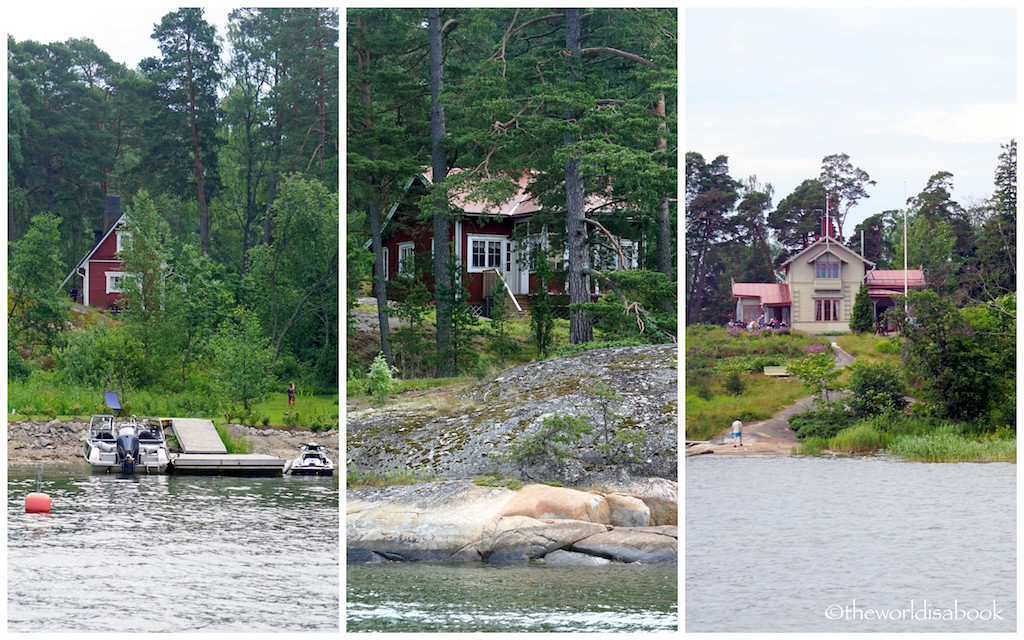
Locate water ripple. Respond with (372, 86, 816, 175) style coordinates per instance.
(9, 470, 339, 632)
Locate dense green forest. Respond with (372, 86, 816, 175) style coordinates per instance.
(685, 142, 1016, 325)
(8, 8, 339, 420)
(347, 8, 678, 379)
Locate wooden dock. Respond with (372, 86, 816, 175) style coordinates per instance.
(166, 418, 286, 475)
(170, 418, 227, 454)
(170, 453, 286, 475)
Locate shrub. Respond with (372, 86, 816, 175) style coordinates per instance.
(724, 370, 745, 395)
(847, 362, 907, 417)
(366, 352, 401, 405)
(506, 413, 594, 470)
(8, 348, 34, 382)
(282, 410, 300, 427)
(308, 411, 337, 432)
(790, 406, 857, 440)
(875, 339, 900, 355)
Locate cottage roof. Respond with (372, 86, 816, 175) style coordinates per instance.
(368, 169, 618, 248)
(422, 168, 543, 217)
(779, 236, 874, 270)
(732, 283, 791, 305)
(59, 211, 128, 291)
(865, 269, 926, 289)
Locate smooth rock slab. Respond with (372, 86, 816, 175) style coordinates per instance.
(498, 484, 611, 524)
(478, 516, 608, 563)
(347, 482, 517, 562)
(571, 527, 678, 564)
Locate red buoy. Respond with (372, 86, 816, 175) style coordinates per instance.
(25, 492, 51, 513)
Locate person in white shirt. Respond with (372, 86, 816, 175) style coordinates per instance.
(732, 419, 743, 447)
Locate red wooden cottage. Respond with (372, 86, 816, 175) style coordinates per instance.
(371, 169, 639, 313)
(60, 197, 129, 310)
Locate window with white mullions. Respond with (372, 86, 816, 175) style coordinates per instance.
(468, 235, 505, 272)
(398, 242, 415, 278)
(815, 257, 840, 278)
(106, 271, 126, 294)
(815, 298, 840, 322)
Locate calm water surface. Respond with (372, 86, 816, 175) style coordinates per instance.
(347, 562, 678, 632)
(686, 455, 1015, 632)
(8, 468, 339, 632)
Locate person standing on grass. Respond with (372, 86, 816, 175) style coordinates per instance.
(287, 381, 296, 408)
(732, 419, 743, 447)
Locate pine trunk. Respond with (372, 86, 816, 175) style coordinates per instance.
(654, 91, 673, 282)
(358, 15, 393, 365)
(564, 8, 592, 344)
(429, 8, 454, 377)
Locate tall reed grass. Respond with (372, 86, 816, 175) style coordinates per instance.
(215, 424, 253, 454)
(887, 432, 1016, 463)
(828, 423, 890, 453)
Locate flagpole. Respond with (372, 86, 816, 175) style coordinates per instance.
(903, 182, 908, 314)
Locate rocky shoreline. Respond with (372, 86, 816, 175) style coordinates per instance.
(346, 345, 679, 565)
(7, 419, 338, 468)
(348, 477, 677, 564)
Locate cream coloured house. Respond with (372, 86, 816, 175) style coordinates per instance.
(733, 232, 926, 335)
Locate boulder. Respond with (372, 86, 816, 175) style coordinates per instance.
(604, 493, 651, 527)
(571, 527, 677, 564)
(479, 516, 607, 563)
(498, 484, 611, 524)
(589, 475, 677, 526)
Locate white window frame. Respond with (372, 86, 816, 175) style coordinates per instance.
(397, 241, 415, 278)
(116, 230, 130, 253)
(106, 271, 126, 294)
(815, 298, 841, 322)
(815, 254, 840, 279)
(467, 234, 505, 273)
(382, 247, 390, 281)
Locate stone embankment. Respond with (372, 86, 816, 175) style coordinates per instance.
(7, 419, 338, 466)
(348, 477, 677, 564)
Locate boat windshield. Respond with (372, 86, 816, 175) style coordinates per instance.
(89, 415, 116, 433)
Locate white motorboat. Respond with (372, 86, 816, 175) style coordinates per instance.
(84, 415, 170, 474)
(286, 442, 334, 476)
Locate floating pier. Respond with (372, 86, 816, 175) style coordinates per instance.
(166, 418, 286, 475)
(169, 453, 286, 476)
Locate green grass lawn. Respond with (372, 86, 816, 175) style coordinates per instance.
(685, 375, 808, 441)
(835, 333, 901, 366)
(253, 393, 339, 426)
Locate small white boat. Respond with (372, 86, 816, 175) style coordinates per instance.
(84, 415, 170, 474)
(286, 442, 334, 476)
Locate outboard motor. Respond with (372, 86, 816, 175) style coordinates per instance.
(116, 429, 140, 475)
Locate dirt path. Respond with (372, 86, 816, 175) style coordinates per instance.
(687, 340, 855, 457)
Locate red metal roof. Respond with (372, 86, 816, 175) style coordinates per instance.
(866, 269, 926, 288)
(868, 288, 906, 298)
(732, 283, 791, 305)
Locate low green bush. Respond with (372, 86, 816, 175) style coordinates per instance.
(876, 339, 900, 355)
(724, 371, 745, 395)
(790, 406, 858, 440)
